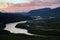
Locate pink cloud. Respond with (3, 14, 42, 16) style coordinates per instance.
(0, 0, 60, 12)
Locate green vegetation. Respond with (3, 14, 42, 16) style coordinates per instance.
(27, 18, 60, 36)
(15, 23, 29, 29)
(46, 18, 60, 29)
(28, 18, 60, 30)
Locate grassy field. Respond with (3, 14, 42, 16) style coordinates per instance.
(0, 34, 60, 40)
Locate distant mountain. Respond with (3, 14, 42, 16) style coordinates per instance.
(28, 7, 60, 18)
(0, 12, 32, 24)
(52, 7, 60, 13)
(28, 8, 51, 16)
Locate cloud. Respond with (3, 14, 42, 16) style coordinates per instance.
(1, 0, 32, 4)
(0, 0, 60, 12)
(29, 0, 60, 6)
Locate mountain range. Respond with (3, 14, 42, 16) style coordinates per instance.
(0, 7, 60, 24)
(28, 7, 60, 18)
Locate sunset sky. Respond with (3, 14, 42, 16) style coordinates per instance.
(0, 0, 60, 12)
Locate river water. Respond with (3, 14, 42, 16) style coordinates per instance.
(4, 21, 35, 35)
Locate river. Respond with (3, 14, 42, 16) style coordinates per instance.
(4, 21, 35, 35)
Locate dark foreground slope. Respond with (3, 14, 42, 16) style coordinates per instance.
(0, 34, 60, 40)
(0, 30, 60, 40)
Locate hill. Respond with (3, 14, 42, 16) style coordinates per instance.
(28, 7, 60, 18)
(0, 12, 32, 24)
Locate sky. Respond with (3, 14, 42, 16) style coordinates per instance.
(0, 0, 60, 12)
